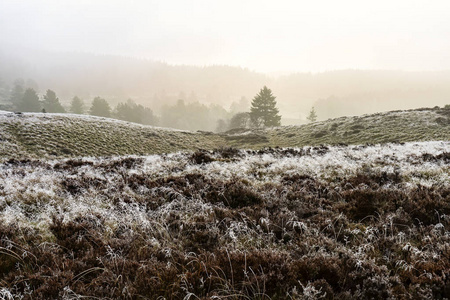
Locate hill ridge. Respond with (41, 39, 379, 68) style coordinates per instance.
(0, 107, 449, 160)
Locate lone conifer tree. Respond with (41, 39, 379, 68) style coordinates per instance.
(249, 86, 281, 127)
(307, 107, 317, 122)
(89, 97, 111, 117)
(70, 96, 84, 114)
(42, 89, 65, 113)
(9, 79, 25, 110)
(18, 88, 41, 112)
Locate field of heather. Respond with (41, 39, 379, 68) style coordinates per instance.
(0, 142, 449, 299)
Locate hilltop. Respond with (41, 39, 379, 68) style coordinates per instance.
(0, 107, 449, 160)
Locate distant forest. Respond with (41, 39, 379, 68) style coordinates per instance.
(1, 47, 450, 130)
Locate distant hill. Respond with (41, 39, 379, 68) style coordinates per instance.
(2, 48, 450, 120)
(0, 107, 449, 160)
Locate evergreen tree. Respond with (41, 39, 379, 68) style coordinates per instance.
(0, 79, 10, 110)
(70, 96, 84, 114)
(249, 86, 281, 127)
(307, 106, 317, 122)
(89, 97, 111, 117)
(139, 105, 158, 125)
(114, 99, 157, 125)
(115, 99, 139, 123)
(42, 89, 65, 113)
(18, 88, 41, 112)
(9, 79, 25, 110)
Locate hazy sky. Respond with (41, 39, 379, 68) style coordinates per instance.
(1, 0, 450, 72)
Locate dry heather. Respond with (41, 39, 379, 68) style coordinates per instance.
(0, 142, 449, 299)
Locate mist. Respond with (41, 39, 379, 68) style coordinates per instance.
(1, 0, 450, 130)
(1, 2, 450, 298)
(2, 0, 450, 72)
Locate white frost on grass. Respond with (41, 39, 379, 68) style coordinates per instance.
(177, 141, 450, 187)
(0, 112, 189, 132)
(0, 141, 448, 236)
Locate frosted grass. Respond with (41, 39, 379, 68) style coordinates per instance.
(0, 141, 448, 234)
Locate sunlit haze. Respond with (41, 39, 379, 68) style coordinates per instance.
(2, 2, 450, 298)
(2, 0, 450, 72)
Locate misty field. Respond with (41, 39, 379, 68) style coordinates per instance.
(0, 142, 449, 299)
(3, 1, 450, 299)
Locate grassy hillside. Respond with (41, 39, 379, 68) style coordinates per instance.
(225, 107, 450, 148)
(0, 107, 449, 298)
(0, 107, 449, 160)
(0, 113, 226, 160)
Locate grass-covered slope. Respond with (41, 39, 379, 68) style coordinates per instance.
(0, 142, 449, 298)
(0, 107, 449, 160)
(225, 107, 450, 149)
(0, 112, 225, 160)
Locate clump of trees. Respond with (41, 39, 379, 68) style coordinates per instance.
(86, 97, 158, 125)
(225, 86, 281, 131)
(5, 80, 65, 113)
(113, 99, 158, 125)
(1, 79, 293, 132)
(159, 100, 229, 132)
(12, 88, 66, 113)
(2, 79, 159, 126)
(6, 80, 42, 112)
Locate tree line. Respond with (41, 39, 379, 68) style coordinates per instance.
(4, 79, 319, 131)
(5, 80, 158, 125)
(0, 81, 324, 132)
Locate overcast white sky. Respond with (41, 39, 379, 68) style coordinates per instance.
(1, 0, 450, 73)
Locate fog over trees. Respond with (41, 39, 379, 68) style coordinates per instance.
(42, 89, 65, 113)
(89, 97, 111, 118)
(114, 99, 158, 125)
(70, 96, 84, 114)
(1, 47, 450, 131)
(19, 88, 41, 112)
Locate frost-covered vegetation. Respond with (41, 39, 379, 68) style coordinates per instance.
(266, 107, 450, 148)
(0, 107, 449, 161)
(0, 142, 449, 299)
(0, 112, 225, 160)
